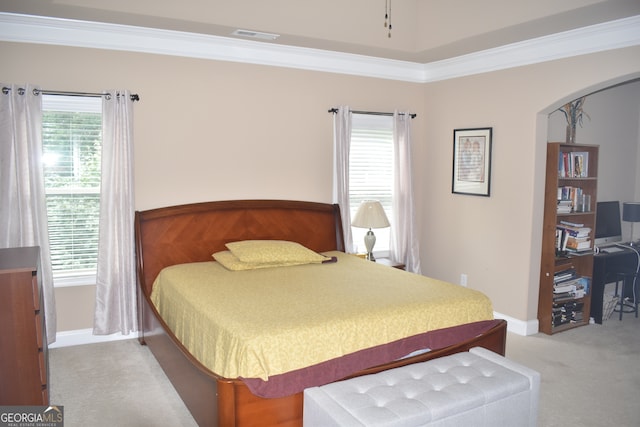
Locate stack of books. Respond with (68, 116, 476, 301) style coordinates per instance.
(557, 200, 572, 214)
(556, 220, 592, 254)
(556, 186, 584, 213)
(553, 267, 590, 301)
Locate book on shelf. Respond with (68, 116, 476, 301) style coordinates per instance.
(552, 272, 589, 301)
(556, 223, 592, 254)
(566, 237, 592, 251)
(554, 279, 581, 293)
(557, 223, 592, 237)
(557, 200, 572, 213)
(555, 228, 570, 252)
(554, 285, 576, 294)
(558, 151, 589, 178)
(557, 186, 584, 212)
(559, 220, 584, 227)
(572, 152, 588, 177)
(565, 248, 594, 256)
(554, 268, 577, 283)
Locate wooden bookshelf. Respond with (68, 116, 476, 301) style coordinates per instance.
(538, 143, 598, 334)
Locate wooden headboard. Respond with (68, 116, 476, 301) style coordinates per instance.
(134, 200, 345, 296)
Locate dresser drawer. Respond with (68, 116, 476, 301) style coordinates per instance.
(0, 246, 48, 405)
(35, 313, 44, 350)
(32, 274, 40, 311)
(38, 350, 47, 387)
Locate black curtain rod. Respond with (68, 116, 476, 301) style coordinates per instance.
(1, 87, 140, 102)
(328, 108, 416, 119)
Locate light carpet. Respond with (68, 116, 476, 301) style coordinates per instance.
(50, 339, 197, 426)
(50, 313, 639, 426)
(505, 312, 640, 427)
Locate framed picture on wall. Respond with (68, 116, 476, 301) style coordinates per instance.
(452, 127, 492, 196)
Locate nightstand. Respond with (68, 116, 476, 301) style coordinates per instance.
(375, 258, 405, 270)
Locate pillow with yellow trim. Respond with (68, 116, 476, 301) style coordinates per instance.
(213, 250, 317, 271)
(225, 240, 329, 264)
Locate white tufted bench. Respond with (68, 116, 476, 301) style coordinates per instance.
(303, 347, 540, 427)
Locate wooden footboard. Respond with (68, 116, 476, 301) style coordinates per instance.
(135, 200, 507, 427)
(217, 319, 507, 427)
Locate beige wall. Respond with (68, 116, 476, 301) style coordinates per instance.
(2, 41, 639, 332)
(54, 286, 95, 331)
(418, 49, 640, 323)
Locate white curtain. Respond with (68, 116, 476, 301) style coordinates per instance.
(390, 111, 422, 274)
(0, 84, 57, 343)
(332, 106, 355, 253)
(93, 90, 137, 335)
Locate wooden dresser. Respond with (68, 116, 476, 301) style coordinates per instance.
(0, 246, 49, 405)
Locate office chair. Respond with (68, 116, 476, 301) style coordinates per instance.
(614, 271, 639, 320)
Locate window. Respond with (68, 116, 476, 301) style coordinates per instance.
(349, 114, 394, 254)
(42, 95, 102, 285)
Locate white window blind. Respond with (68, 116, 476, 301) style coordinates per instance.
(42, 95, 102, 280)
(349, 114, 394, 254)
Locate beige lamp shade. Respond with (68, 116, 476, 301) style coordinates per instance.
(351, 200, 390, 229)
(351, 200, 389, 261)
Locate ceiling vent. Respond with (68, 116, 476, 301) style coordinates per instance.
(231, 29, 280, 40)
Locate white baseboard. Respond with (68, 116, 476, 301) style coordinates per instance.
(50, 328, 140, 349)
(494, 311, 539, 336)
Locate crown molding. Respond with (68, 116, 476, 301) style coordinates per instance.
(1, 12, 639, 83)
(424, 15, 640, 82)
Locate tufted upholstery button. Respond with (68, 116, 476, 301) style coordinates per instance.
(303, 347, 540, 427)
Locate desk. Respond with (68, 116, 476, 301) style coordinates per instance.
(592, 246, 639, 323)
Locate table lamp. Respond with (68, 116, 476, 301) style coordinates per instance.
(622, 202, 640, 246)
(351, 200, 390, 261)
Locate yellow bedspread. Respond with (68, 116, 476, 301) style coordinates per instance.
(150, 251, 493, 381)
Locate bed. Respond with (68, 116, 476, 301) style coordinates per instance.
(135, 199, 507, 427)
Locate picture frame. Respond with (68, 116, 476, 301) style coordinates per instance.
(452, 127, 492, 196)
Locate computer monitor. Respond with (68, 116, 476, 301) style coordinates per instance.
(594, 201, 622, 246)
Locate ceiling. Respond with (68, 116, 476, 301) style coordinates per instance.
(1, 0, 640, 63)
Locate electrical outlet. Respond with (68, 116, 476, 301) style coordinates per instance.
(460, 274, 468, 287)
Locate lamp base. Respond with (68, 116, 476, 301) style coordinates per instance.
(364, 229, 376, 262)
